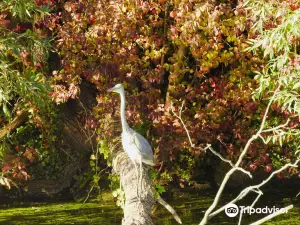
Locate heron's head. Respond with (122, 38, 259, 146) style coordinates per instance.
(107, 83, 124, 94)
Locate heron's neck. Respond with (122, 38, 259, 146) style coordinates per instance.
(119, 90, 130, 131)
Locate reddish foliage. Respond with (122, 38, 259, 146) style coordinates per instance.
(2, 0, 298, 185)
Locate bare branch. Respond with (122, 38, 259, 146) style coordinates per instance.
(257, 84, 281, 133)
(171, 102, 252, 178)
(179, 100, 185, 118)
(207, 145, 252, 178)
(258, 134, 269, 144)
(207, 145, 232, 165)
(238, 189, 262, 225)
(170, 86, 295, 225)
(238, 189, 263, 225)
(209, 160, 299, 218)
(250, 189, 263, 208)
(234, 86, 281, 170)
(171, 101, 196, 148)
(249, 204, 293, 225)
(261, 119, 290, 133)
(200, 85, 280, 225)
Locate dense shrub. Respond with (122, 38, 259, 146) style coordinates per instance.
(52, 0, 299, 186)
(1, 0, 299, 189)
(0, 0, 62, 186)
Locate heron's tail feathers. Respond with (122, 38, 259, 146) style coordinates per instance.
(156, 195, 182, 224)
(145, 161, 154, 166)
(142, 158, 154, 166)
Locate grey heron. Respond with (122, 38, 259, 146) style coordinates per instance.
(108, 83, 154, 198)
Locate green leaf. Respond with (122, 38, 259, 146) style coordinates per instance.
(155, 183, 166, 194)
(26, 9, 31, 17)
(292, 82, 300, 90)
(2, 104, 11, 118)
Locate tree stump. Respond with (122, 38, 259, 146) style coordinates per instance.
(113, 152, 155, 225)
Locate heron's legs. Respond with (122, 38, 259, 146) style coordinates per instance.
(132, 160, 139, 198)
(139, 156, 143, 200)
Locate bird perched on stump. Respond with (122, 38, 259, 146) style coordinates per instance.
(108, 84, 154, 198)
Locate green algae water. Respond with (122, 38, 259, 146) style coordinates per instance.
(0, 191, 299, 225)
(153, 191, 300, 225)
(0, 201, 122, 225)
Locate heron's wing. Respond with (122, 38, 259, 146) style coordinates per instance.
(131, 130, 154, 165)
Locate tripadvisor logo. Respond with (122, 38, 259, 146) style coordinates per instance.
(240, 206, 289, 215)
(224, 204, 290, 217)
(225, 203, 239, 217)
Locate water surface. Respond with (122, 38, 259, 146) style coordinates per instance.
(0, 190, 299, 225)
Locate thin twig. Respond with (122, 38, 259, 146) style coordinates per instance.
(80, 166, 108, 207)
(207, 145, 252, 178)
(59, 146, 81, 171)
(249, 204, 293, 225)
(80, 183, 96, 207)
(261, 119, 290, 133)
(207, 145, 232, 165)
(250, 189, 263, 208)
(209, 160, 299, 218)
(199, 85, 281, 225)
(170, 86, 296, 225)
(238, 189, 263, 225)
(85, 129, 97, 144)
(258, 134, 268, 144)
(257, 85, 281, 134)
(171, 101, 196, 148)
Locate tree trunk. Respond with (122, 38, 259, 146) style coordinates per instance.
(112, 151, 182, 225)
(19, 82, 97, 199)
(113, 152, 155, 225)
(0, 111, 29, 140)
